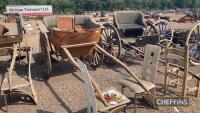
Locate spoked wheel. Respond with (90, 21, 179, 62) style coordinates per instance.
(144, 20, 158, 36)
(40, 32, 52, 77)
(154, 19, 174, 49)
(134, 20, 158, 55)
(186, 23, 200, 66)
(82, 46, 104, 68)
(101, 23, 121, 64)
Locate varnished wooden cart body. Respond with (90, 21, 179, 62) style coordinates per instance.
(43, 15, 102, 67)
(50, 27, 101, 59)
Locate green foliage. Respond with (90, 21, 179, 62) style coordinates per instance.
(0, 0, 200, 14)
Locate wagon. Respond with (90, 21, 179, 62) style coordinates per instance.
(100, 11, 174, 62)
(40, 15, 158, 112)
(0, 13, 37, 111)
(41, 15, 104, 74)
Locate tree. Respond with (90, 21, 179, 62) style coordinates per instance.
(0, 0, 200, 14)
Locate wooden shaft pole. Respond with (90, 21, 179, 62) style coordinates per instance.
(8, 44, 18, 92)
(95, 44, 153, 96)
(120, 39, 144, 54)
(62, 47, 108, 106)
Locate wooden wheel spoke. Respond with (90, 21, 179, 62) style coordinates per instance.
(158, 24, 162, 34)
(161, 24, 164, 34)
(163, 31, 171, 38)
(102, 30, 108, 40)
(193, 31, 198, 41)
(95, 53, 100, 63)
(196, 26, 200, 42)
(105, 28, 110, 38)
(95, 52, 100, 60)
(146, 27, 152, 34)
(162, 24, 168, 34)
(197, 25, 200, 36)
(111, 47, 119, 55)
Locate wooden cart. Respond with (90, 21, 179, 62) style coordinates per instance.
(41, 15, 104, 74)
(168, 22, 200, 65)
(0, 13, 37, 111)
(40, 15, 157, 112)
(99, 11, 174, 64)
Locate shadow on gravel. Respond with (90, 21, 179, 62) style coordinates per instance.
(44, 80, 73, 113)
(32, 53, 77, 81)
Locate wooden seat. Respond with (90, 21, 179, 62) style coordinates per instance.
(113, 11, 147, 30)
(113, 11, 147, 39)
(119, 45, 161, 113)
(120, 78, 155, 93)
(164, 45, 200, 97)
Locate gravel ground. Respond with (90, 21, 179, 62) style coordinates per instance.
(0, 19, 200, 113)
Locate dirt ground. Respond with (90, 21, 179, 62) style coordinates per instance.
(0, 15, 200, 113)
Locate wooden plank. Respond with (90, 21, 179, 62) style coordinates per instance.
(77, 59, 97, 113)
(61, 42, 96, 48)
(51, 28, 101, 46)
(196, 80, 200, 97)
(167, 72, 183, 79)
(182, 45, 189, 97)
(37, 20, 49, 33)
(167, 58, 185, 67)
(8, 44, 18, 91)
(142, 44, 161, 84)
(28, 39, 38, 104)
(187, 87, 198, 93)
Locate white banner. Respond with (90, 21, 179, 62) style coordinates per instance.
(6, 5, 53, 16)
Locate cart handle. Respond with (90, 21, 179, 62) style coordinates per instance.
(62, 47, 109, 106)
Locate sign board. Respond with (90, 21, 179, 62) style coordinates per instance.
(6, 5, 53, 16)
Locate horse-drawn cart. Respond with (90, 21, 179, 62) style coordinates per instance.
(99, 11, 174, 62)
(40, 15, 159, 112)
(0, 13, 37, 111)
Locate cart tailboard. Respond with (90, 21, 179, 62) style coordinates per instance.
(51, 28, 101, 46)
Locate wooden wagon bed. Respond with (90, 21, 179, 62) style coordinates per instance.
(44, 15, 101, 59)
